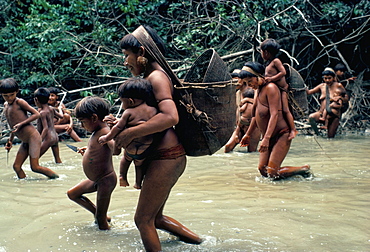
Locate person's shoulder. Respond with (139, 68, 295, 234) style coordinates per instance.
(335, 82, 346, 89)
(272, 58, 283, 64)
(148, 70, 171, 84)
(266, 82, 279, 90)
(316, 83, 325, 88)
(39, 107, 49, 116)
(15, 97, 30, 107)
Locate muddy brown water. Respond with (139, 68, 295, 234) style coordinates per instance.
(0, 134, 369, 252)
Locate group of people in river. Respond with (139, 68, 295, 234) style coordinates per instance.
(0, 25, 352, 252)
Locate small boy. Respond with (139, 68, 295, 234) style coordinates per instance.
(260, 39, 297, 140)
(67, 96, 117, 230)
(98, 78, 158, 189)
(0, 78, 59, 179)
(48, 87, 81, 142)
(34, 87, 63, 163)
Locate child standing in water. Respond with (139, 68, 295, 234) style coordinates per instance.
(98, 78, 158, 189)
(67, 96, 117, 230)
(0, 78, 59, 179)
(260, 39, 297, 140)
(34, 87, 63, 163)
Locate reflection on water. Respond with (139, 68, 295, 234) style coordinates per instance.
(0, 135, 369, 251)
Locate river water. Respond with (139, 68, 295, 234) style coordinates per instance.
(0, 134, 369, 252)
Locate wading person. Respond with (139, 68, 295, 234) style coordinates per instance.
(306, 67, 348, 138)
(240, 62, 310, 179)
(225, 70, 260, 153)
(105, 25, 202, 251)
(0, 78, 59, 179)
(67, 96, 117, 230)
(34, 87, 63, 163)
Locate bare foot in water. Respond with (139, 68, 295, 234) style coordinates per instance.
(268, 164, 311, 179)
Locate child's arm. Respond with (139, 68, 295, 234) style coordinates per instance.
(239, 102, 248, 113)
(99, 113, 129, 145)
(39, 111, 49, 140)
(12, 99, 40, 132)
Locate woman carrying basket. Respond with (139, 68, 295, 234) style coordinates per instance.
(106, 25, 202, 251)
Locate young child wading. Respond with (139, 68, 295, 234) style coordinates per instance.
(67, 96, 117, 230)
(34, 87, 63, 163)
(0, 78, 59, 179)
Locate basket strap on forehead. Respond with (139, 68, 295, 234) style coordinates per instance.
(132, 26, 182, 88)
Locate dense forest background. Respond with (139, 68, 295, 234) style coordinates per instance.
(1, 0, 369, 130)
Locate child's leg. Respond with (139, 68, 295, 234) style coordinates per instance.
(119, 153, 132, 187)
(12, 143, 28, 179)
(95, 172, 117, 230)
(40, 138, 51, 158)
(281, 92, 297, 140)
(67, 179, 97, 217)
(54, 124, 81, 142)
(29, 139, 59, 179)
(69, 129, 82, 142)
(133, 160, 147, 189)
(51, 144, 62, 163)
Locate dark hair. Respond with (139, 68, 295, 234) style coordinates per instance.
(243, 61, 265, 77)
(75, 96, 110, 120)
(34, 87, 50, 104)
(118, 78, 156, 107)
(322, 68, 336, 77)
(260, 39, 281, 57)
(334, 63, 346, 72)
(0, 78, 19, 93)
(119, 25, 167, 60)
(48, 87, 60, 95)
(242, 88, 255, 99)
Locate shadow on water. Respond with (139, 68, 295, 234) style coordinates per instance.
(0, 135, 369, 251)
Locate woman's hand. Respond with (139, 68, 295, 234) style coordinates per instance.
(114, 127, 134, 149)
(258, 137, 269, 153)
(240, 134, 250, 147)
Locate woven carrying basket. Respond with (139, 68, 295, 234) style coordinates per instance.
(174, 49, 236, 156)
(284, 63, 309, 119)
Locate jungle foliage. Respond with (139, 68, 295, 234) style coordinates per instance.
(0, 0, 369, 122)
